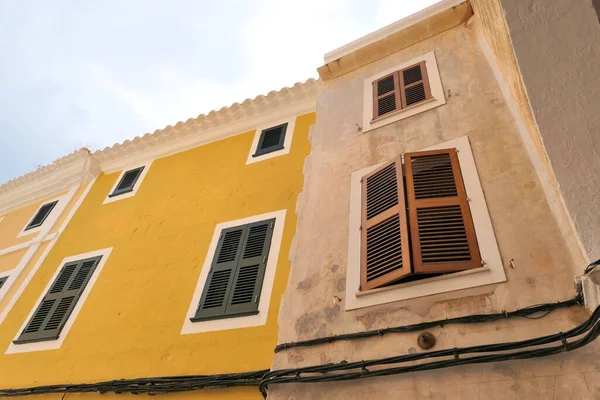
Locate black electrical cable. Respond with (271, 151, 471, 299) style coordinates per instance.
(583, 258, 600, 275)
(0, 293, 587, 397)
(0, 370, 269, 397)
(259, 303, 600, 397)
(273, 294, 582, 352)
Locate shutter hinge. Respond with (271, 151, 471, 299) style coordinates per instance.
(263, 256, 267, 263)
(270, 222, 274, 229)
(359, 225, 362, 231)
(254, 295, 258, 303)
(401, 155, 405, 164)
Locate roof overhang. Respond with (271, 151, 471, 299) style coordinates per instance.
(318, 0, 472, 80)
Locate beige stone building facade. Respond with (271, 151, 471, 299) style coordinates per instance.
(267, 0, 600, 398)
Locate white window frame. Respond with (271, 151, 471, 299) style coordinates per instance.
(16, 192, 71, 238)
(246, 116, 297, 165)
(346, 136, 505, 310)
(6, 247, 113, 354)
(103, 160, 153, 204)
(181, 209, 287, 334)
(363, 51, 446, 133)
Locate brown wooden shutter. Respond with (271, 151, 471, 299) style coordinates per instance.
(360, 156, 411, 290)
(399, 62, 431, 109)
(404, 149, 481, 274)
(373, 73, 401, 118)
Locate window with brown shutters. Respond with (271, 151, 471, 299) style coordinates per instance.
(191, 218, 275, 322)
(14, 256, 101, 344)
(372, 62, 432, 120)
(360, 148, 481, 291)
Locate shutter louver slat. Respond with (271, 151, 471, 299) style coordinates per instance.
(361, 156, 412, 290)
(15, 256, 101, 344)
(405, 149, 481, 274)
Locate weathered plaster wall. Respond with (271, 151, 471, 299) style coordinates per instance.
(271, 22, 598, 399)
(498, 0, 600, 262)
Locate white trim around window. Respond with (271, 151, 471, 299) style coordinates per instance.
(103, 161, 153, 204)
(16, 189, 75, 239)
(6, 247, 113, 354)
(245, 116, 297, 165)
(345, 136, 505, 310)
(181, 209, 287, 334)
(363, 51, 446, 133)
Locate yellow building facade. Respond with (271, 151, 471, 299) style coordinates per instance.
(0, 80, 319, 399)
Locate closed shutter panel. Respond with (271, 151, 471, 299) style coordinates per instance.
(361, 156, 411, 290)
(192, 219, 275, 321)
(404, 149, 481, 274)
(373, 73, 401, 118)
(399, 62, 431, 109)
(253, 124, 287, 156)
(193, 227, 244, 321)
(14, 256, 101, 344)
(225, 219, 274, 316)
(109, 167, 144, 197)
(25, 201, 58, 230)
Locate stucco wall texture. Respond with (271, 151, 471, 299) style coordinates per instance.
(0, 113, 315, 400)
(270, 21, 599, 399)
(499, 0, 600, 262)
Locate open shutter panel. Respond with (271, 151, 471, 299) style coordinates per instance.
(373, 73, 401, 118)
(404, 149, 481, 274)
(192, 227, 243, 321)
(361, 156, 411, 290)
(14, 256, 101, 344)
(225, 218, 275, 317)
(399, 62, 431, 108)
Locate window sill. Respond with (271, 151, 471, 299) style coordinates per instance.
(371, 97, 436, 124)
(108, 188, 134, 198)
(190, 310, 259, 323)
(252, 145, 285, 158)
(356, 265, 490, 298)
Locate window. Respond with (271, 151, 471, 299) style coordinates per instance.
(0, 276, 7, 291)
(361, 149, 480, 291)
(24, 201, 58, 231)
(191, 218, 275, 322)
(373, 62, 431, 119)
(253, 123, 288, 157)
(109, 166, 145, 197)
(346, 136, 504, 310)
(362, 51, 445, 133)
(13, 256, 102, 344)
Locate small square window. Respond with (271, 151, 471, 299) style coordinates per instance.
(252, 123, 288, 157)
(24, 201, 58, 231)
(109, 167, 145, 198)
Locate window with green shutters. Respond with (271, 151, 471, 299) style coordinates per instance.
(109, 166, 145, 197)
(14, 256, 102, 344)
(24, 200, 58, 231)
(191, 218, 275, 322)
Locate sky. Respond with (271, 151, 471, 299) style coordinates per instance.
(0, 0, 440, 185)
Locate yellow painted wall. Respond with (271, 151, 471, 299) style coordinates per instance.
(0, 113, 315, 398)
(0, 248, 27, 273)
(0, 191, 69, 250)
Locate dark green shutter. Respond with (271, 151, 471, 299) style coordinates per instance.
(252, 123, 287, 157)
(25, 201, 58, 231)
(0, 276, 7, 290)
(14, 256, 101, 344)
(192, 218, 275, 322)
(109, 167, 145, 197)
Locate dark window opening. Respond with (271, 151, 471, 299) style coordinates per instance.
(253, 123, 288, 157)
